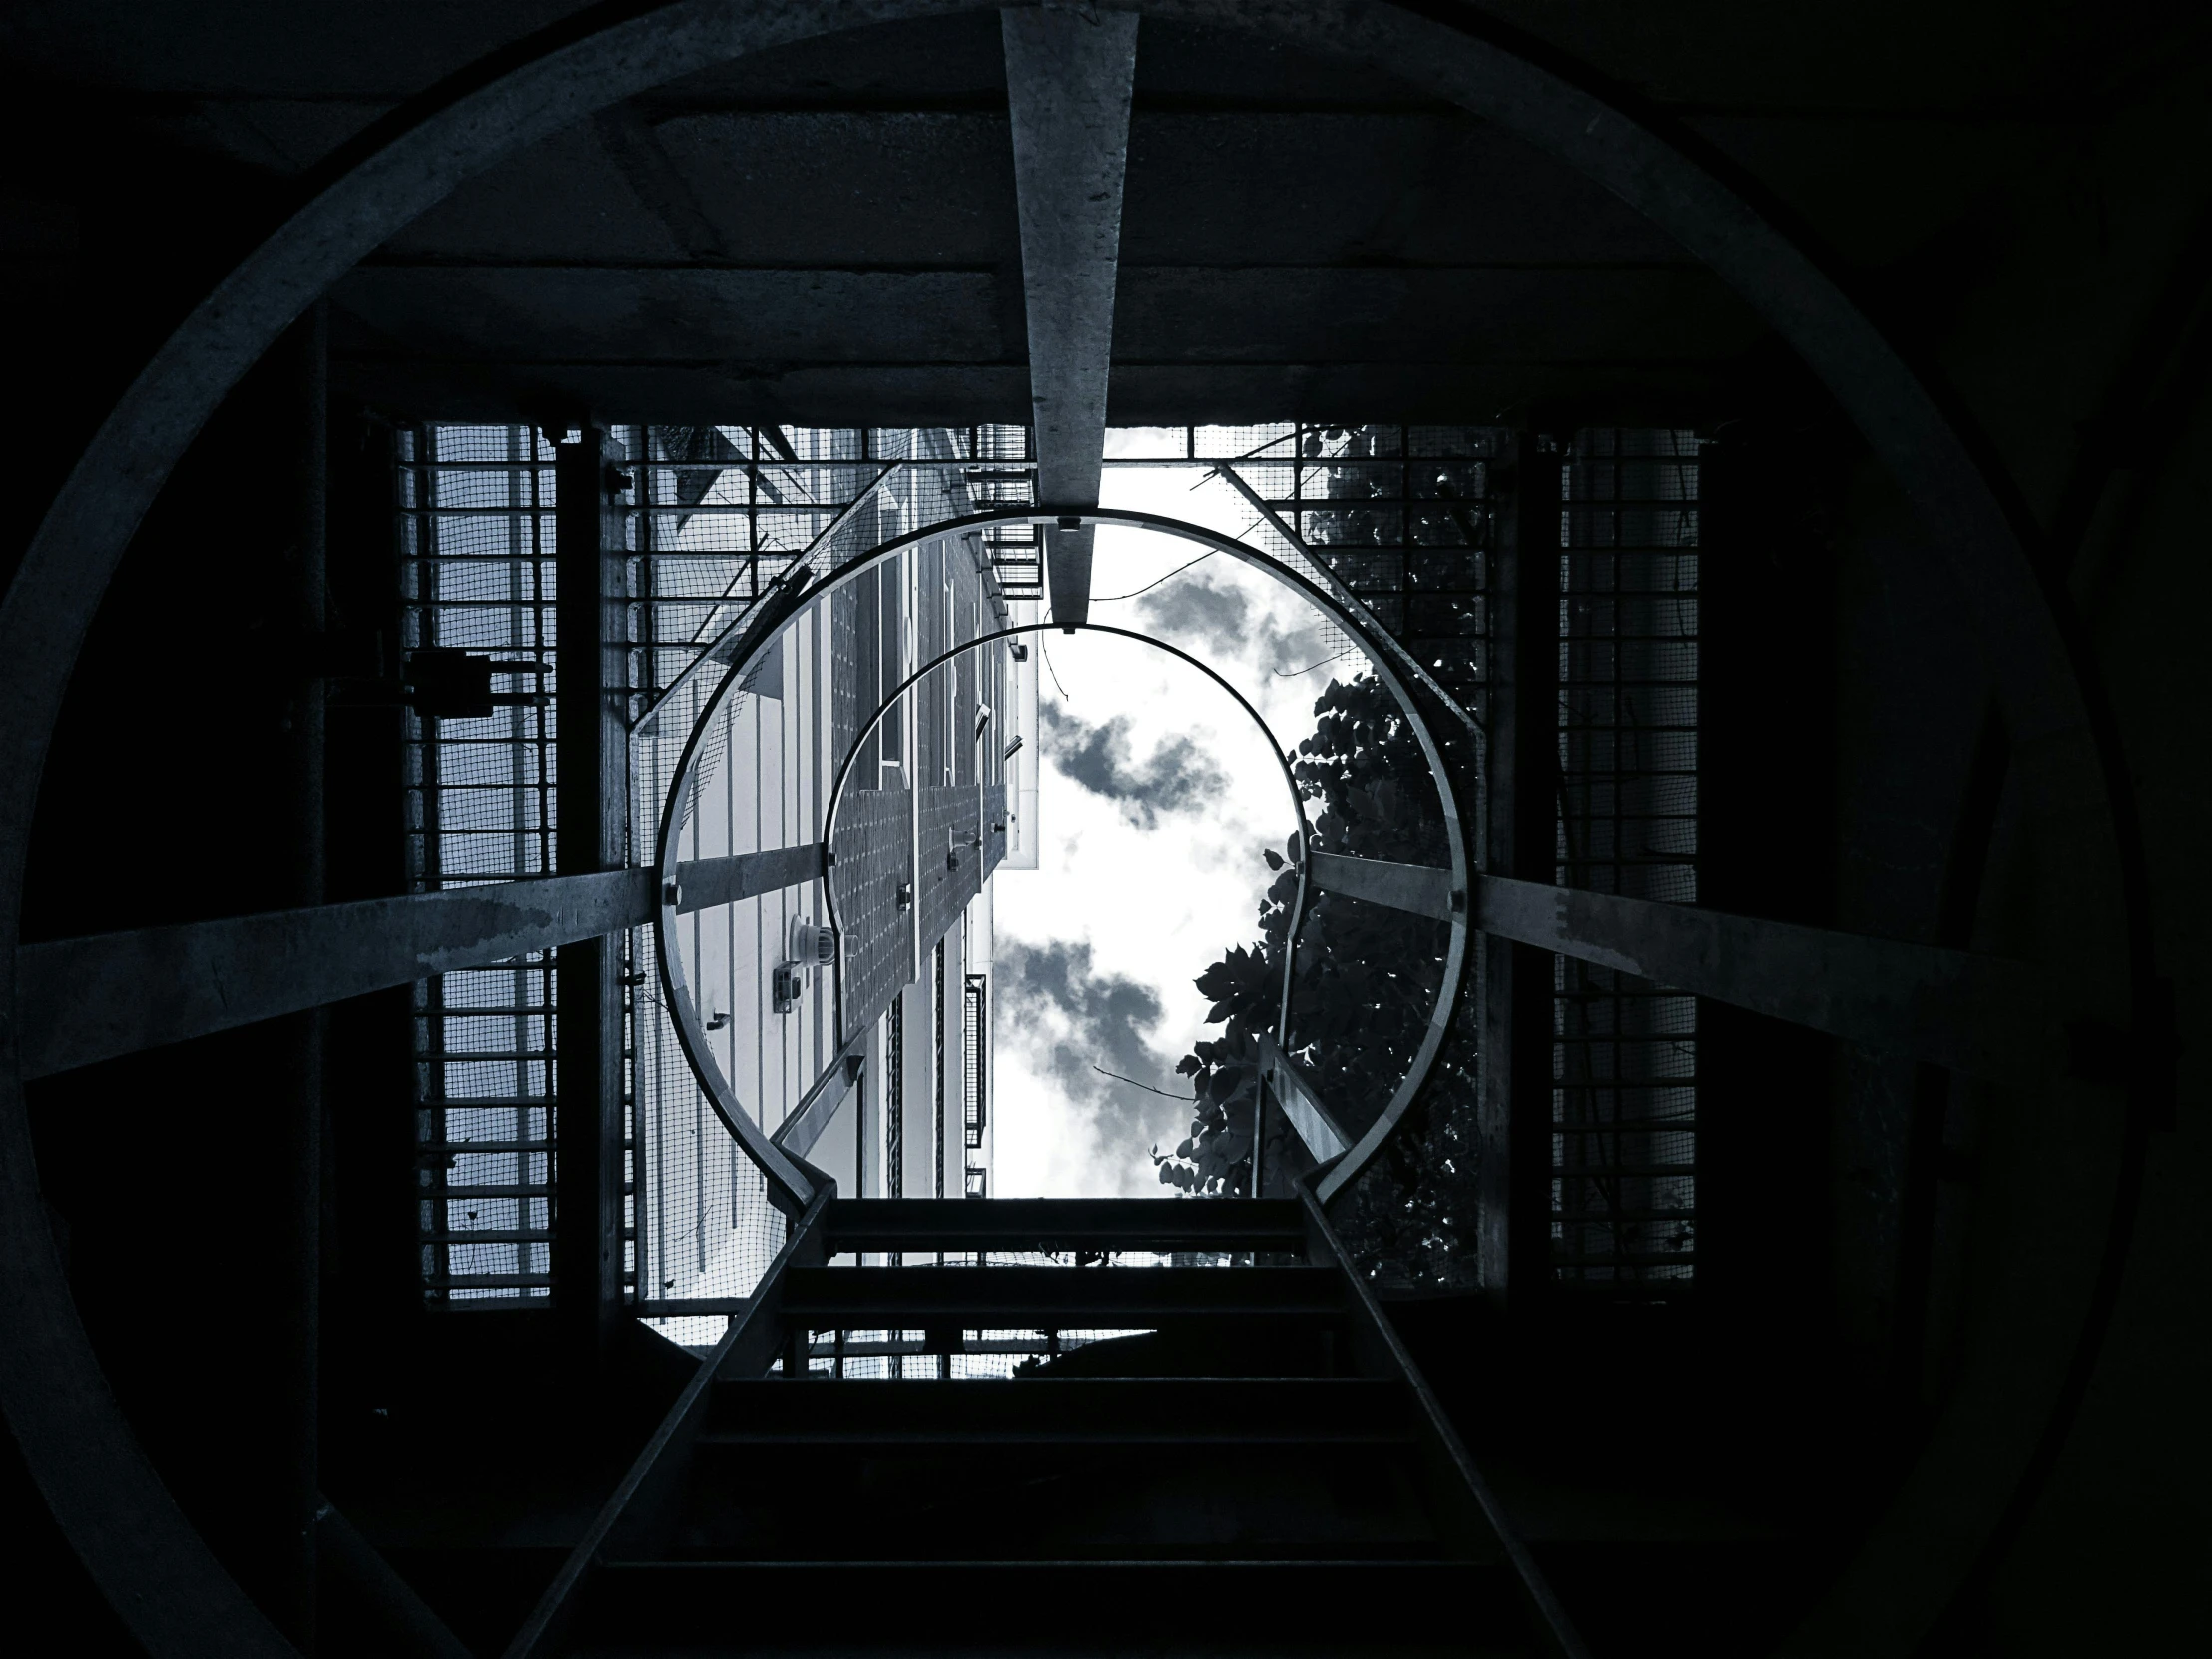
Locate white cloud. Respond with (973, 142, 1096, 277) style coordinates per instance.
(990, 465, 1383, 1197)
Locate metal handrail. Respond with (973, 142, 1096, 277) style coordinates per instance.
(627, 462, 894, 738)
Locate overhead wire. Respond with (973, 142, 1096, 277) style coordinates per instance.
(1093, 1064, 1194, 1101)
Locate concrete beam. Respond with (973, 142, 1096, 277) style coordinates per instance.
(1472, 873, 2068, 1090)
(555, 430, 632, 1351)
(1290, 851, 2074, 1102)
(1001, 5, 1138, 628)
(17, 872, 654, 1078)
(771, 1047, 864, 1159)
(1257, 1032, 1351, 1164)
(670, 844, 826, 914)
(1307, 850, 1456, 921)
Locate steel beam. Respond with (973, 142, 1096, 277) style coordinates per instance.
(555, 430, 632, 1354)
(1472, 873, 2066, 1089)
(1001, 5, 1138, 628)
(771, 1047, 864, 1159)
(314, 1502, 474, 1659)
(1306, 850, 1455, 922)
(1479, 435, 1561, 1308)
(670, 844, 825, 914)
(1296, 1187, 1590, 1658)
(1255, 1032, 1351, 1164)
(506, 1189, 832, 1659)
(17, 871, 655, 1078)
(634, 1297, 755, 1317)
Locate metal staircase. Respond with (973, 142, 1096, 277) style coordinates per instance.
(507, 1194, 1586, 1658)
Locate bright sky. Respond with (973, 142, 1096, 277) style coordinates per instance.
(989, 440, 1376, 1197)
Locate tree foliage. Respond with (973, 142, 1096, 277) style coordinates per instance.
(1153, 672, 1452, 1197)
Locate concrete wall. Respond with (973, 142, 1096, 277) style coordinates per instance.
(1691, 37, 2212, 1655)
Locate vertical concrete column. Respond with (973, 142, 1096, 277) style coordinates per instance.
(1477, 433, 1562, 1309)
(1001, 6, 1138, 629)
(555, 428, 630, 1356)
(276, 301, 328, 1651)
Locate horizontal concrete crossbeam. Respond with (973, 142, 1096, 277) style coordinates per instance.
(1473, 873, 2065, 1089)
(17, 871, 657, 1079)
(20, 842, 846, 1077)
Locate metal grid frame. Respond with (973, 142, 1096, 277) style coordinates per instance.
(401, 423, 565, 1304)
(1550, 427, 1702, 1296)
(970, 424, 1040, 598)
(1120, 423, 1500, 718)
(797, 1326, 1157, 1380)
(631, 423, 1032, 713)
(1170, 424, 1496, 1291)
(1281, 425, 1497, 712)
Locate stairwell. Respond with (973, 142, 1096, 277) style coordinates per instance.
(506, 1194, 1586, 1658)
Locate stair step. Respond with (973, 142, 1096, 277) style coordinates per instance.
(682, 1379, 1436, 1562)
(672, 1445, 1444, 1560)
(702, 1377, 1410, 1443)
(576, 1559, 1535, 1655)
(781, 1265, 1344, 1328)
(824, 1197, 1310, 1256)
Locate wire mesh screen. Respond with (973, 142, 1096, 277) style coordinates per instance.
(633, 918, 789, 1351)
(971, 424, 1040, 597)
(1109, 424, 1353, 671)
(631, 424, 1028, 728)
(402, 424, 564, 1302)
(1552, 428, 1702, 1295)
(1238, 425, 1496, 717)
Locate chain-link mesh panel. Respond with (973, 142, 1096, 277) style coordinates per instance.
(634, 918, 788, 1351)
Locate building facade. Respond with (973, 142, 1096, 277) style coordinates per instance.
(399, 423, 1038, 1338)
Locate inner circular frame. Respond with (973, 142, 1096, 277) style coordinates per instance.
(652, 507, 1471, 1213)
